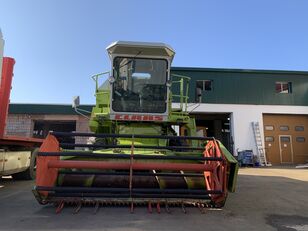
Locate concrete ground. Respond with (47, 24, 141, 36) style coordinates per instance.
(0, 167, 307, 231)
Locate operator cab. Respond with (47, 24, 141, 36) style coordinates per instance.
(107, 41, 175, 121)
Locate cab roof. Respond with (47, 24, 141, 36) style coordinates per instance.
(106, 41, 175, 60)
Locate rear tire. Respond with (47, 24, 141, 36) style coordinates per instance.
(12, 148, 38, 180)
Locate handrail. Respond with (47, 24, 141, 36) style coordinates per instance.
(91, 71, 110, 92)
(171, 73, 191, 80)
(171, 73, 191, 112)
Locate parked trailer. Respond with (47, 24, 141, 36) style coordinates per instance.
(0, 34, 42, 179)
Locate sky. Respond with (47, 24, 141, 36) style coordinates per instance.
(1, 0, 308, 104)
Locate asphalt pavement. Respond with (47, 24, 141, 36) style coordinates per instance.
(0, 167, 307, 231)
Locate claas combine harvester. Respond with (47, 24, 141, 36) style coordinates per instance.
(33, 41, 238, 213)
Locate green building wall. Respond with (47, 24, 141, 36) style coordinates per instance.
(171, 67, 308, 106)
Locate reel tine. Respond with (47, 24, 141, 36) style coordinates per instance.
(73, 201, 82, 214)
(156, 202, 161, 214)
(181, 202, 187, 214)
(55, 200, 65, 214)
(93, 201, 100, 215)
(165, 200, 171, 214)
(148, 201, 152, 214)
(198, 203, 205, 214)
(130, 201, 134, 214)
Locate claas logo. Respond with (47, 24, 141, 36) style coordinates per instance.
(115, 114, 163, 121)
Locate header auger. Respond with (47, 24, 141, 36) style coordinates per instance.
(33, 41, 238, 213)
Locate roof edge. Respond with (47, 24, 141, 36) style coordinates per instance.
(171, 66, 308, 75)
(9, 103, 94, 106)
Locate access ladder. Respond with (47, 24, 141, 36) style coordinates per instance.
(251, 122, 269, 166)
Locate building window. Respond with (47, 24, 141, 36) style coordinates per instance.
(196, 80, 212, 91)
(275, 82, 292, 94)
(280, 125, 289, 131)
(280, 136, 290, 142)
(295, 126, 304, 131)
(195, 80, 213, 102)
(265, 136, 274, 142)
(296, 137, 305, 142)
(265, 125, 274, 131)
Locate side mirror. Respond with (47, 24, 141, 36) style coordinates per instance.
(72, 96, 80, 109)
(108, 76, 115, 84)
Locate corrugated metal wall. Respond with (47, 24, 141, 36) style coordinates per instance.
(171, 67, 308, 106)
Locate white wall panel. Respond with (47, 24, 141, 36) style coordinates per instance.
(174, 103, 308, 156)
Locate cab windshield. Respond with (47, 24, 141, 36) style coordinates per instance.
(112, 57, 168, 113)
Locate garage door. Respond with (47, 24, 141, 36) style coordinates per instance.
(263, 114, 308, 164)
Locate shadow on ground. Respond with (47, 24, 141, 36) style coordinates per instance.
(266, 214, 308, 231)
(0, 169, 308, 231)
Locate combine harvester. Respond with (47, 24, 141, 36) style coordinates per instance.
(34, 41, 238, 213)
